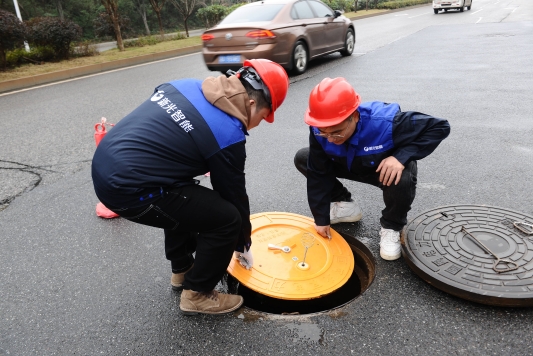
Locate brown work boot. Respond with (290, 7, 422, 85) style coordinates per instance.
(170, 264, 194, 291)
(180, 289, 243, 315)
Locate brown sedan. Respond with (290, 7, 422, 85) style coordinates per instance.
(201, 0, 355, 75)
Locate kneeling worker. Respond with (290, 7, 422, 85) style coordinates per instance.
(92, 59, 289, 315)
(294, 77, 450, 260)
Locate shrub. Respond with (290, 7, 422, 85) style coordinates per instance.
(5, 45, 56, 67)
(72, 40, 99, 57)
(123, 32, 186, 48)
(323, 0, 354, 12)
(196, 5, 227, 28)
(26, 17, 82, 60)
(197, 3, 246, 28)
(377, 0, 431, 10)
(0, 9, 27, 70)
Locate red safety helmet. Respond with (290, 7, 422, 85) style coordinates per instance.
(234, 59, 289, 123)
(304, 77, 361, 127)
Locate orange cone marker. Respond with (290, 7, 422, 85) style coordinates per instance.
(94, 117, 119, 219)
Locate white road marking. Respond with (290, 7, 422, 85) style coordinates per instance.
(476, 17, 482, 23)
(471, 8, 483, 15)
(408, 12, 431, 18)
(0, 52, 200, 97)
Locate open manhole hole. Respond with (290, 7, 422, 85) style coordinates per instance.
(224, 213, 375, 315)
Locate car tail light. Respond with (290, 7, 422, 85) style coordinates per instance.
(201, 34, 214, 41)
(245, 30, 276, 39)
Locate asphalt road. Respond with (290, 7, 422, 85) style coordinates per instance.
(1, 0, 533, 354)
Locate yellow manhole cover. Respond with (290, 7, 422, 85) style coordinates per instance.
(227, 212, 355, 300)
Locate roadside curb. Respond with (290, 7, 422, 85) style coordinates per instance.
(0, 3, 431, 94)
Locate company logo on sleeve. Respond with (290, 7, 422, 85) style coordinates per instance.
(151, 90, 165, 102)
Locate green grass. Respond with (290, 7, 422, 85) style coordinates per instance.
(0, 36, 202, 83)
(344, 9, 389, 18)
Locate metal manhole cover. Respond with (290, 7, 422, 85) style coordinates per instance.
(401, 205, 533, 307)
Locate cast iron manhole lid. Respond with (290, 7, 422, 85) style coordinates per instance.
(401, 205, 533, 307)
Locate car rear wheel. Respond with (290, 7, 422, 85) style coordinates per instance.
(467, 1, 472, 10)
(292, 41, 308, 75)
(340, 29, 355, 57)
(460, 5, 464, 12)
(434, 9, 438, 14)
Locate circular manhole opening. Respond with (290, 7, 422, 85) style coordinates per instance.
(224, 232, 375, 315)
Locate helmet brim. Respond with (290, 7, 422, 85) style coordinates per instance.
(304, 108, 354, 127)
(265, 110, 274, 123)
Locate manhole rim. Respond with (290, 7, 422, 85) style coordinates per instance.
(232, 232, 377, 317)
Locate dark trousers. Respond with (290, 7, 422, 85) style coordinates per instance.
(294, 147, 417, 231)
(111, 184, 241, 292)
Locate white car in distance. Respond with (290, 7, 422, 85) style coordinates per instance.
(433, 0, 473, 14)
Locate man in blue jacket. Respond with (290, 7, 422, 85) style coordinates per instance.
(294, 77, 450, 261)
(92, 59, 289, 315)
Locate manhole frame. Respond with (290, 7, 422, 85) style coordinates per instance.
(227, 231, 376, 317)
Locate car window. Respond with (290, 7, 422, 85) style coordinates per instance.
(219, 4, 284, 24)
(308, 0, 334, 17)
(290, 6, 298, 19)
(292, 1, 314, 19)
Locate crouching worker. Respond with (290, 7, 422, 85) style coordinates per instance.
(92, 59, 289, 315)
(294, 77, 450, 261)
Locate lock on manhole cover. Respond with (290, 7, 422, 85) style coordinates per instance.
(401, 205, 533, 307)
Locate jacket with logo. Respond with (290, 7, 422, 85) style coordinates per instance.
(92, 76, 253, 250)
(307, 101, 450, 226)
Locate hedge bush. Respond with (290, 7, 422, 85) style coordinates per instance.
(5, 45, 56, 67)
(26, 16, 82, 60)
(0, 9, 27, 70)
(197, 3, 246, 29)
(123, 32, 186, 48)
(377, 0, 431, 10)
(323, 0, 354, 12)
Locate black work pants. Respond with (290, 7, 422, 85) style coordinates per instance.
(110, 184, 241, 292)
(294, 147, 417, 231)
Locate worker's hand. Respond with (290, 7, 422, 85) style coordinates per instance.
(234, 247, 253, 270)
(376, 156, 405, 186)
(315, 225, 332, 239)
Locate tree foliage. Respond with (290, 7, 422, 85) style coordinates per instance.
(26, 16, 82, 59)
(93, 11, 133, 40)
(168, 0, 201, 37)
(0, 9, 27, 70)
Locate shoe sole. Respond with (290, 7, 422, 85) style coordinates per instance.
(171, 284, 183, 291)
(330, 212, 363, 225)
(180, 299, 244, 316)
(380, 251, 401, 261)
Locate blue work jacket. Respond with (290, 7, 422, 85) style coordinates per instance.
(307, 101, 451, 226)
(92, 79, 252, 249)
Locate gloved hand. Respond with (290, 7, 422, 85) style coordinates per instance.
(234, 247, 253, 270)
